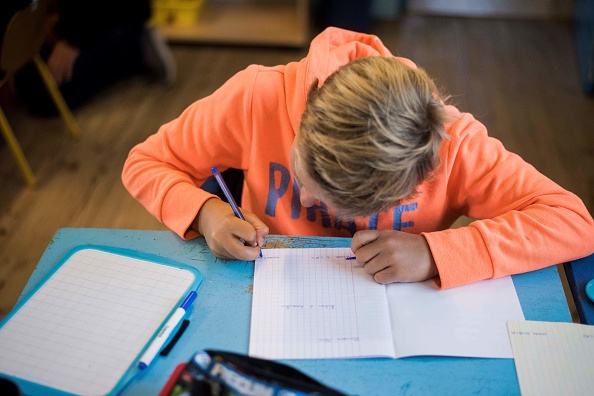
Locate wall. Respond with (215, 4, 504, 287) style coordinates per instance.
(406, 0, 574, 20)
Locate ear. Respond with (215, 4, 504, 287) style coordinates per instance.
(306, 78, 319, 102)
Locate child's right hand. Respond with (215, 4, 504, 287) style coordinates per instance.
(193, 198, 269, 261)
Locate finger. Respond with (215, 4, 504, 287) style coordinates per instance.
(255, 229, 268, 248)
(351, 231, 382, 268)
(242, 212, 269, 247)
(373, 267, 400, 285)
(351, 230, 380, 253)
(221, 217, 263, 260)
(372, 263, 421, 284)
(361, 253, 390, 276)
(223, 234, 262, 261)
(209, 229, 257, 261)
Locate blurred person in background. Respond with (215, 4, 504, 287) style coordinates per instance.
(12, 0, 176, 116)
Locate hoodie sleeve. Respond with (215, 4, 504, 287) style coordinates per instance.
(121, 66, 259, 240)
(422, 109, 594, 289)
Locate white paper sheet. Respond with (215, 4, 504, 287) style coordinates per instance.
(249, 247, 525, 360)
(507, 320, 594, 396)
(249, 248, 394, 359)
(388, 277, 524, 358)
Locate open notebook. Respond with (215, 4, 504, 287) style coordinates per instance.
(249, 247, 525, 360)
(0, 245, 202, 396)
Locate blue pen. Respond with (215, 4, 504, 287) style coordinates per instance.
(211, 166, 263, 258)
(211, 166, 245, 220)
(345, 256, 357, 260)
(138, 291, 197, 370)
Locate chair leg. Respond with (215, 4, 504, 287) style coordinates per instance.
(0, 107, 36, 187)
(32, 55, 81, 140)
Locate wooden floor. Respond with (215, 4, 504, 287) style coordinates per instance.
(1, 15, 593, 321)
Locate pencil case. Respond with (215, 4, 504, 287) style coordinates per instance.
(159, 349, 346, 396)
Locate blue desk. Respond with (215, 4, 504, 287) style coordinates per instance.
(21, 228, 572, 396)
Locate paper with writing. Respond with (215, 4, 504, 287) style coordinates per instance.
(507, 320, 594, 396)
(249, 247, 524, 360)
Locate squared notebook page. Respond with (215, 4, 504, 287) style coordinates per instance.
(249, 247, 395, 360)
(250, 248, 525, 360)
(388, 276, 524, 359)
(507, 320, 594, 396)
(0, 248, 196, 396)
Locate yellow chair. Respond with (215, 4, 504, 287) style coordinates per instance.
(0, 0, 80, 187)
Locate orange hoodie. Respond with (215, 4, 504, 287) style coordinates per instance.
(122, 27, 594, 289)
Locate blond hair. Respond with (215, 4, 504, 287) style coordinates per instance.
(296, 56, 449, 218)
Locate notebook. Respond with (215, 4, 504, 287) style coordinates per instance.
(507, 320, 594, 396)
(249, 247, 525, 360)
(0, 245, 202, 396)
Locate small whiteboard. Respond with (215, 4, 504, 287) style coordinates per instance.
(0, 245, 202, 396)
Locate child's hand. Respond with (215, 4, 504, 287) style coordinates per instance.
(194, 198, 269, 260)
(350, 230, 438, 284)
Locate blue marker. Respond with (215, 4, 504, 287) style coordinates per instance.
(345, 256, 357, 260)
(211, 166, 263, 258)
(138, 291, 197, 370)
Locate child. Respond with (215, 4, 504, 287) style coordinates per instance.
(122, 27, 594, 289)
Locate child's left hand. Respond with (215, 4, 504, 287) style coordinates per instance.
(350, 230, 438, 284)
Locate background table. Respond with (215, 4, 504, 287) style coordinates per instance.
(21, 228, 573, 396)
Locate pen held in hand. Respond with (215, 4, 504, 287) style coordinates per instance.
(211, 166, 245, 220)
(211, 166, 262, 258)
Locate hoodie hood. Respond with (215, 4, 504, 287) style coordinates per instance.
(284, 27, 400, 133)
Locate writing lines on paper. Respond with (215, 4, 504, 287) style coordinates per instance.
(249, 248, 394, 360)
(507, 320, 594, 396)
(250, 248, 525, 361)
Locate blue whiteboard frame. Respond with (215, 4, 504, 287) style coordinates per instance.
(0, 244, 203, 396)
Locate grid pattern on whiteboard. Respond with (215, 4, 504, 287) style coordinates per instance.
(0, 248, 196, 396)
